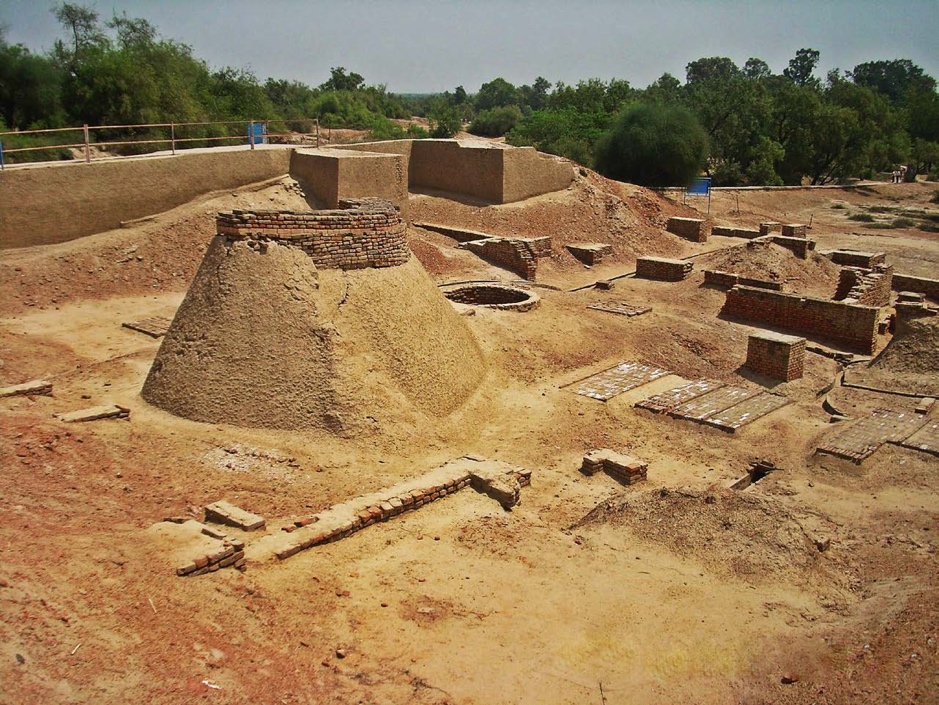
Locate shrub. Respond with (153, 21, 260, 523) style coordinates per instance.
(468, 106, 523, 137)
(593, 103, 708, 187)
(830, 203, 847, 209)
(890, 217, 916, 228)
(930, 191, 939, 204)
(848, 213, 876, 222)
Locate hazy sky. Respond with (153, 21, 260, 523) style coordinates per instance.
(2, 0, 937, 94)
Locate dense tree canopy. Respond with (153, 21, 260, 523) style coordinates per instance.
(1, 5, 936, 183)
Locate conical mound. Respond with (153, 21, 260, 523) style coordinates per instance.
(850, 315, 939, 396)
(142, 200, 486, 433)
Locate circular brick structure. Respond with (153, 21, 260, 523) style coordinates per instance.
(442, 284, 540, 312)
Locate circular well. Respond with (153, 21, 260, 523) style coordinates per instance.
(442, 284, 540, 312)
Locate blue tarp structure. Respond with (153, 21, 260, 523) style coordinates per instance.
(248, 122, 267, 146)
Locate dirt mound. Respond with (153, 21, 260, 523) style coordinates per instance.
(575, 486, 840, 588)
(142, 239, 486, 434)
(408, 166, 695, 277)
(697, 239, 842, 297)
(848, 316, 939, 395)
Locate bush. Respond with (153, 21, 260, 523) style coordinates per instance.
(848, 213, 876, 222)
(468, 106, 523, 137)
(830, 203, 847, 209)
(593, 103, 708, 187)
(930, 191, 939, 204)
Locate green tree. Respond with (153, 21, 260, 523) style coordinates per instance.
(319, 66, 365, 92)
(783, 48, 820, 87)
(594, 103, 708, 186)
(475, 77, 518, 111)
(850, 59, 936, 104)
(468, 105, 522, 137)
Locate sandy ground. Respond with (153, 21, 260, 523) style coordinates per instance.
(1, 171, 938, 705)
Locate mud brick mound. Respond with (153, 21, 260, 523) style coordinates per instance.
(142, 200, 485, 433)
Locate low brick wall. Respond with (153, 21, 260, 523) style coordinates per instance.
(567, 243, 613, 265)
(177, 536, 246, 577)
(759, 221, 782, 236)
(712, 226, 763, 239)
(276, 457, 532, 560)
(667, 217, 707, 242)
(722, 285, 880, 353)
(834, 265, 893, 306)
(892, 273, 939, 300)
(703, 270, 782, 291)
(580, 449, 648, 486)
(768, 235, 815, 259)
(746, 331, 806, 381)
(215, 198, 409, 270)
(461, 236, 551, 280)
(828, 250, 886, 268)
(636, 256, 693, 281)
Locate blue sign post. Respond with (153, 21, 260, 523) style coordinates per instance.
(684, 176, 712, 213)
(248, 121, 266, 147)
(0, 139, 5, 170)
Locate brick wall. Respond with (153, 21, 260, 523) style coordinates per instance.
(834, 265, 893, 306)
(567, 243, 613, 265)
(829, 250, 886, 268)
(704, 270, 782, 290)
(781, 223, 807, 238)
(759, 222, 782, 236)
(712, 226, 764, 239)
(460, 236, 551, 280)
(746, 332, 806, 381)
(667, 217, 708, 242)
(722, 285, 880, 353)
(892, 273, 939, 300)
(216, 198, 410, 270)
(768, 235, 815, 259)
(636, 256, 693, 281)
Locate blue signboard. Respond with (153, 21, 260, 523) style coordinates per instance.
(687, 177, 711, 196)
(248, 122, 267, 145)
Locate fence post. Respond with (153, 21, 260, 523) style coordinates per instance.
(249, 120, 255, 150)
(316, 119, 319, 148)
(0, 140, 4, 171)
(83, 124, 91, 163)
(171, 123, 176, 155)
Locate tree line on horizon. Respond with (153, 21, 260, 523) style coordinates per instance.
(1, 3, 937, 187)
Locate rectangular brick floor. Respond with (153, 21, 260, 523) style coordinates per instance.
(816, 409, 926, 463)
(586, 301, 652, 317)
(894, 419, 939, 457)
(569, 361, 671, 401)
(703, 393, 791, 431)
(635, 379, 726, 414)
(668, 386, 761, 422)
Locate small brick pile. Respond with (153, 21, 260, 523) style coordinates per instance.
(567, 243, 613, 265)
(215, 198, 409, 271)
(580, 449, 648, 485)
(835, 264, 893, 306)
(780, 223, 807, 238)
(667, 217, 708, 243)
(636, 256, 693, 281)
(275, 457, 532, 561)
(204, 500, 266, 531)
(176, 536, 246, 577)
(828, 250, 886, 268)
(746, 331, 806, 381)
(704, 270, 782, 291)
(722, 285, 880, 353)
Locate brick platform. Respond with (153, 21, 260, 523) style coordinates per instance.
(781, 223, 807, 238)
(567, 243, 613, 265)
(667, 217, 708, 242)
(636, 256, 693, 281)
(586, 301, 651, 317)
(759, 221, 782, 237)
(636, 380, 790, 432)
(746, 331, 806, 381)
(816, 409, 927, 463)
(828, 250, 886, 268)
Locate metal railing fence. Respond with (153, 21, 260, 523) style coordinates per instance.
(0, 118, 320, 170)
